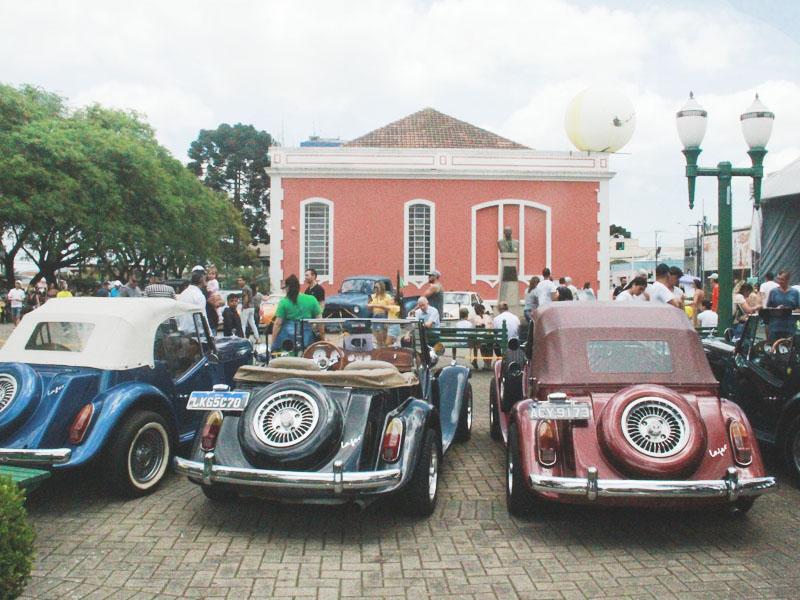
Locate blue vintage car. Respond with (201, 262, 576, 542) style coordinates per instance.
(322, 275, 394, 318)
(175, 318, 472, 515)
(0, 298, 253, 496)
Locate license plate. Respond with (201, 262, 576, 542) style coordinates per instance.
(187, 391, 250, 412)
(529, 401, 591, 420)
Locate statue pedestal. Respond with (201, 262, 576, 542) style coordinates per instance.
(497, 252, 523, 318)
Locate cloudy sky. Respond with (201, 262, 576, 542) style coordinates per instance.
(2, 0, 798, 247)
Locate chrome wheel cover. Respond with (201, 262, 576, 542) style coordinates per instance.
(253, 390, 319, 448)
(622, 397, 689, 458)
(0, 374, 17, 414)
(128, 424, 167, 485)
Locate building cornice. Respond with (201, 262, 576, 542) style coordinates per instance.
(267, 146, 615, 181)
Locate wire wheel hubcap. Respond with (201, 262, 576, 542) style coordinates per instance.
(0, 374, 17, 414)
(129, 425, 167, 485)
(254, 391, 319, 448)
(622, 397, 689, 458)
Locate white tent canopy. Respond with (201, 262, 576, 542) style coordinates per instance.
(763, 157, 800, 200)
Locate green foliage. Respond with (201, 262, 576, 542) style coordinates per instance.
(610, 224, 632, 238)
(0, 83, 251, 284)
(0, 476, 35, 599)
(188, 123, 272, 242)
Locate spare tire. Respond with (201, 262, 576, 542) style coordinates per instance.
(0, 363, 42, 437)
(597, 384, 706, 479)
(238, 378, 343, 470)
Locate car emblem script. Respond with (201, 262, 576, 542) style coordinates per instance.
(709, 444, 727, 458)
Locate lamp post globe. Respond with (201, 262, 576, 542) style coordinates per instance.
(564, 86, 636, 153)
(740, 94, 775, 150)
(676, 92, 708, 150)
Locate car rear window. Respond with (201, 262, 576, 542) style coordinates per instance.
(25, 322, 95, 352)
(586, 340, 673, 373)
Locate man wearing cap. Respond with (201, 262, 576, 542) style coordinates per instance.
(709, 273, 719, 313)
(421, 269, 444, 317)
(144, 273, 176, 299)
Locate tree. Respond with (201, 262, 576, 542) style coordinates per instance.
(610, 224, 632, 238)
(0, 83, 252, 284)
(187, 123, 272, 242)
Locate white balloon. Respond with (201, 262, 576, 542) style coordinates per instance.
(564, 87, 636, 152)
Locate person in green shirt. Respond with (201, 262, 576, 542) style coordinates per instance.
(270, 274, 321, 351)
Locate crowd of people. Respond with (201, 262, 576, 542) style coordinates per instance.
(610, 266, 800, 338)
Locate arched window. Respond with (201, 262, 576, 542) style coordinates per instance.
(300, 199, 333, 282)
(404, 200, 435, 284)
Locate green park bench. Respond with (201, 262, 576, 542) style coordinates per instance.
(428, 321, 508, 365)
(0, 465, 51, 492)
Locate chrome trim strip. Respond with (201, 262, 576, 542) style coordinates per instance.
(530, 468, 776, 500)
(175, 453, 401, 493)
(0, 448, 72, 466)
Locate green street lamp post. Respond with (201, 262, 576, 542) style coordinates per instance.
(676, 92, 775, 335)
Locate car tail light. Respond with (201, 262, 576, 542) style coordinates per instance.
(728, 419, 753, 466)
(381, 418, 404, 462)
(201, 411, 224, 452)
(68, 404, 94, 444)
(536, 420, 557, 467)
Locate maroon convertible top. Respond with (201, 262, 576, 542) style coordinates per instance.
(531, 302, 718, 387)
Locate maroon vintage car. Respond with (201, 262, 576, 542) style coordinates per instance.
(490, 302, 776, 515)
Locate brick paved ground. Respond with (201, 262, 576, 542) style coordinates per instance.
(18, 371, 800, 599)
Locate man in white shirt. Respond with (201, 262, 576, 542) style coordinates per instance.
(177, 271, 207, 331)
(565, 276, 579, 301)
(649, 264, 682, 308)
(7, 281, 26, 326)
(696, 300, 719, 328)
(759, 272, 779, 308)
(492, 301, 520, 340)
(535, 268, 558, 308)
(615, 277, 647, 302)
(410, 296, 440, 328)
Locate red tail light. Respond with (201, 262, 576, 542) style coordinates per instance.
(68, 404, 94, 444)
(728, 419, 753, 466)
(201, 411, 224, 452)
(536, 420, 558, 466)
(381, 418, 404, 462)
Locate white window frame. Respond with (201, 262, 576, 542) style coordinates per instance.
(404, 199, 436, 287)
(299, 198, 334, 284)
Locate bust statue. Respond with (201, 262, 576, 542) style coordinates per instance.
(497, 227, 519, 253)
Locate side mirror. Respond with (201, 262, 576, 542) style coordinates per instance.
(507, 338, 520, 352)
(428, 349, 439, 367)
(208, 351, 220, 364)
(724, 327, 734, 343)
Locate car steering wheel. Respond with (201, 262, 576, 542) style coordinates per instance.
(772, 338, 793, 356)
(303, 341, 345, 370)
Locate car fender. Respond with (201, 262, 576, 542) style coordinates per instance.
(510, 399, 538, 484)
(434, 363, 470, 452)
(376, 398, 438, 490)
(60, 382, 178, 468)
(776, 391, 800, 444)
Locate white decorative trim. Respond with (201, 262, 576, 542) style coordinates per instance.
(269, 176, 284, 292)
(597, 181, 611, 300)
(267, 147, 614, 181)
(403, 199, 436, 287)
(470, 199, 552, 288)
(299, 198, 334, 284)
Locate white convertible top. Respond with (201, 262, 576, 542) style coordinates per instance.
(0, 297, 203, 370)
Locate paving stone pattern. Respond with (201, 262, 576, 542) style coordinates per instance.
(21, 371, 800, 599)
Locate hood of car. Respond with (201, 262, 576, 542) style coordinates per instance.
(324, 293, 370, 308)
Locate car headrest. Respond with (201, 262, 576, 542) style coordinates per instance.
(343, 360, 397, 371)
(268, 356, 320, 370)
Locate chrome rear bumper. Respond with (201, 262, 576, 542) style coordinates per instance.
(0, 448, 72, 466)
(175, 452, 402, 494)
(530, 467, 776, 501)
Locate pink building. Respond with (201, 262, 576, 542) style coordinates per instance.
(268, 108, 613, 300)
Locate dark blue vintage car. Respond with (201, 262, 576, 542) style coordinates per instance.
(175, 318, 472, 515)
(0, 298, 253, 496)
(322, 275, 394, 318)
